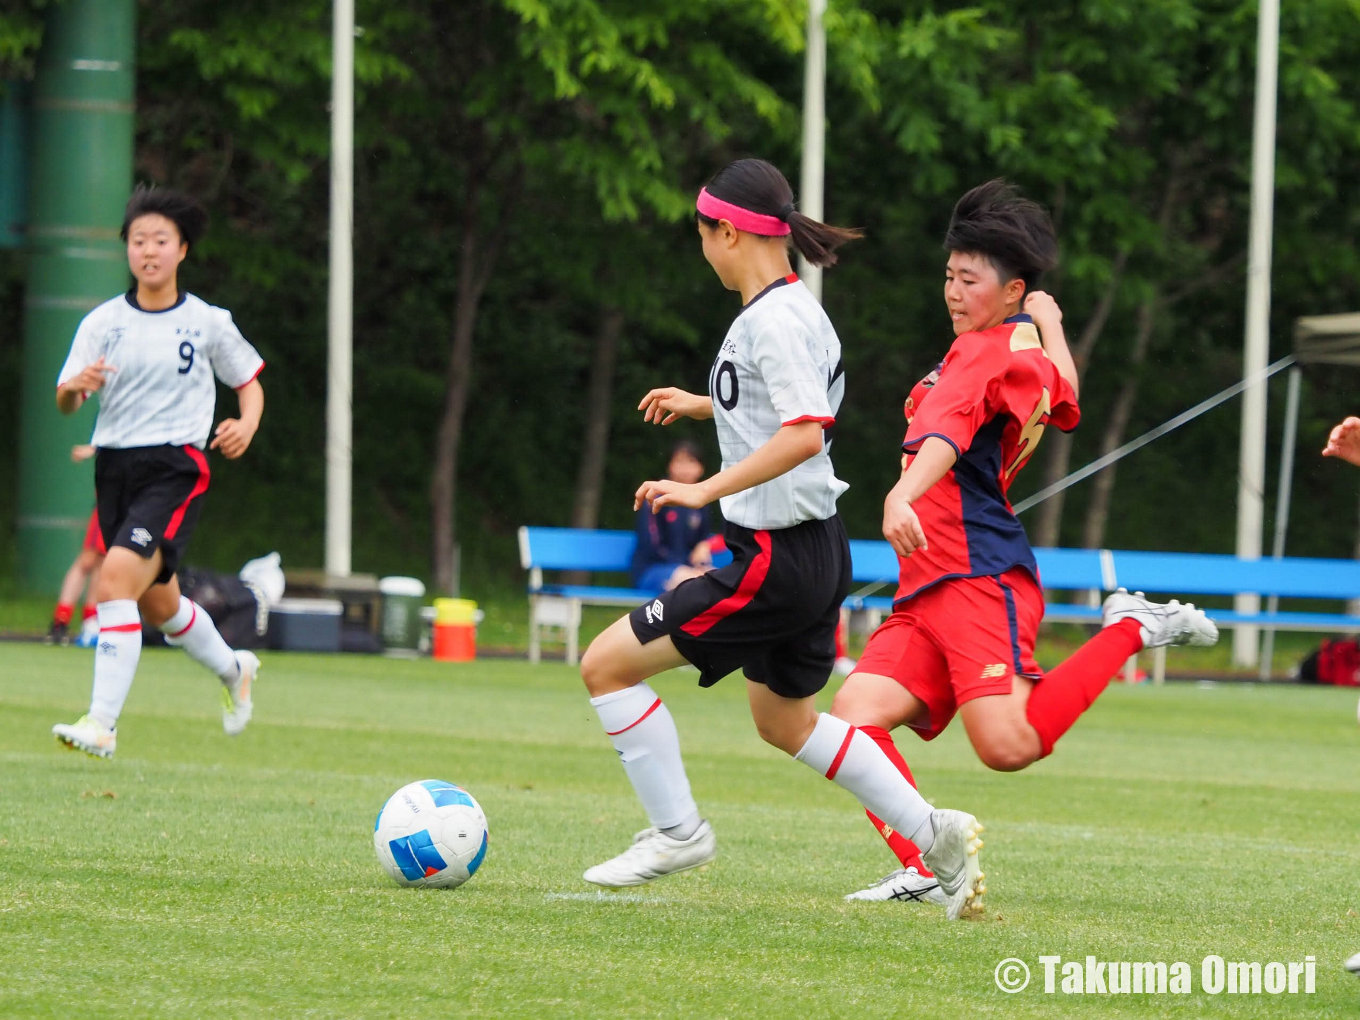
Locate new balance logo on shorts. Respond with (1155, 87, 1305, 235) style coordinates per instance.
(644, 599, 664, 625)
(979, 663, 1009, 679)
(130, 528, 153, 547)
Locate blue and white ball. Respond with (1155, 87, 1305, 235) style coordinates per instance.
(374, 780, 488, 889)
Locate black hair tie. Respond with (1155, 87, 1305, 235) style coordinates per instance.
(778, 202, 795, 222)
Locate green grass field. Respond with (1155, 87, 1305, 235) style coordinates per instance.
(2, 644, 1358, 1019)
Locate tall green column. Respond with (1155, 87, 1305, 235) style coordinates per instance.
(17, 0, 135, 592)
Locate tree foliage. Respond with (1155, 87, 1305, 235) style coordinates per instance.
(1, 0, 1358, 595)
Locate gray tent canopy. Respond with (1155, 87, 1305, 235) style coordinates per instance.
(1295, 312, 1360, 366)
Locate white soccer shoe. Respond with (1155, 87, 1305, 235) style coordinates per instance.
(1102, 588, 1219, 648)
(583, 820, 717, 888)
(221, 650, 259, 736)
(52, 714, 117, 759)
(844, 865, 947, 906)
(920, 810, 986, 921)
(1346, 950, 1360, 974)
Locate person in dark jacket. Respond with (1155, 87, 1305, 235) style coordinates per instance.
(630, 441, 715, 593)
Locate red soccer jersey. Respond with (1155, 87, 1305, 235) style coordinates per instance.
(895, 313, 1080, 602)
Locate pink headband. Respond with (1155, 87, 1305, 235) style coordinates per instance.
(696, 187, 791, 237)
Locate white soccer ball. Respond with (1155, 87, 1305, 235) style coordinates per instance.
(374, 780, 489, 889)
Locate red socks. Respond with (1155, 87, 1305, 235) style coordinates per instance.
(1025, 618, 1144, 757)
(53, 603, 74, 626)
(860, 724, 932, 876)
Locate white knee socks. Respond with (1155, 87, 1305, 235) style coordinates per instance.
(795, 713, 936, 853)
(591, 683, 701, 837)
(89, 600, 142, 728)
(160, 596, 239, 681)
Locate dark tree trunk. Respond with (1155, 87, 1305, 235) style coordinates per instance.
(570, 306, 625, 530)
(1080, 294, 1159, 549)
(1030, 250, 1128, 547)
(430, 174, 514, 594)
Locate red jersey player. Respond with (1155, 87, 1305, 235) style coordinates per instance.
(830, 180, 1220, 912)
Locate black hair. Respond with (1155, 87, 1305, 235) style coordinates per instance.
(668, 440, 704, 466)
(120, 184, 209, 252)
(695, 158, 862, 268)
(943, 179, 1058, 295)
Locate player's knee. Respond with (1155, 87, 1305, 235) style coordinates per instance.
(829, 682, 873, 725)
(974, 735, 1037, 773)
(752, 716, 802, 756)
(580, 635, 634, 697)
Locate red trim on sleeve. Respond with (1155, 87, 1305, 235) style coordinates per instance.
(782, 415, 835, 428)
(164, 447, 212, 541)
(605, 697, 662, 736)
(680, 530, 772, 637)
(100, 623, 142, 634)
(825, 725, 858, 781)
(233, 362, 265, 390)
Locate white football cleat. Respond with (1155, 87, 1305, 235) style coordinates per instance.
(920, 810, 986, 921)
(583, 820, 717, 888)
(1102, 588, 1219, 648)
(221, 650, 258, 736)
(1346, 950, 1360, 974)
(52, 714, 116, 759)
(844, 865, 947, 905)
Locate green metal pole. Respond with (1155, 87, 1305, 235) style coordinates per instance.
(17, 0, 135, 592)
(0, 81, 28, 248)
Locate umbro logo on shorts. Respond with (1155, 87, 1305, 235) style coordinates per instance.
(130, 528, 153, 547)
(644, 599, 665, 625)
(979, 663, 1009, 679)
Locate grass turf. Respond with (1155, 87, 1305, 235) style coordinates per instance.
(1, 644, 1357, 1018)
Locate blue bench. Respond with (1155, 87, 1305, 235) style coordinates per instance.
(520, 526, 1360, 676)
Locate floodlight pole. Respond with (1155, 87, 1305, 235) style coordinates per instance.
(326, 0, 354, 578)
(797, 0, 826, 302)
(1232, 0, 1280, 666)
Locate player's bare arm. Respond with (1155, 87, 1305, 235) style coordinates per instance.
(635, 419, 822, 512)
(210, 379, 264, 460)
(1025, 290, 1079, 399)
(638, 387, 713, 425)
(1322, 416, 1360, 467)
(55, 358, 116, 414)
(883, 436, 958, 557)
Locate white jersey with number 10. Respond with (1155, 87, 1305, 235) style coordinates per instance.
(708, 274, 848, 530)
(57, 292, 264, 451)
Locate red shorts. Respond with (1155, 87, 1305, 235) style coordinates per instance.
(855, 566, 1044, 740)
(82, 508, 107, 556)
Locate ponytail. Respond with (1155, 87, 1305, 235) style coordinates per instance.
(697, 158, 862, 269)
(785, 210, 863, 268)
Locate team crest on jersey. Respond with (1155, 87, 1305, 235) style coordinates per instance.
(645, 599, 665, 625)
(130, 528, 153, 548)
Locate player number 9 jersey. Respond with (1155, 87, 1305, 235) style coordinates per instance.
(57, 292, 265, 451)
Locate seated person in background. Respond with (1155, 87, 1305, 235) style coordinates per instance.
(630, 441, 716, 593)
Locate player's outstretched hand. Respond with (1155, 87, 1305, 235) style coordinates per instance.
(883, 493, 928, 558)
(1024, 290, 1063, 328)
(1323, 416, 1360, 467)
(210, 418, 257, 460)
(638, 387, 713, 425)
(67, 357, 116, 395)
(635, 479, 714, 513)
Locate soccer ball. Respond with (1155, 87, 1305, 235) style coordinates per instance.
(374, 780, 488, 889)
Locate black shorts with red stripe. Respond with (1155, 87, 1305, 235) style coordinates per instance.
(95, 445, 211, 585)
(629, 515, 851, 699)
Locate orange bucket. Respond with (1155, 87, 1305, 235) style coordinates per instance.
(432, 598, 477, 662)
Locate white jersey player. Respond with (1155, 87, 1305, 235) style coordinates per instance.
(52, 185, 265, 759)
(571, 158, 987, 908)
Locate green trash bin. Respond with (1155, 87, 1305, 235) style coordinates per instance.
(379, 576, 426, 657)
